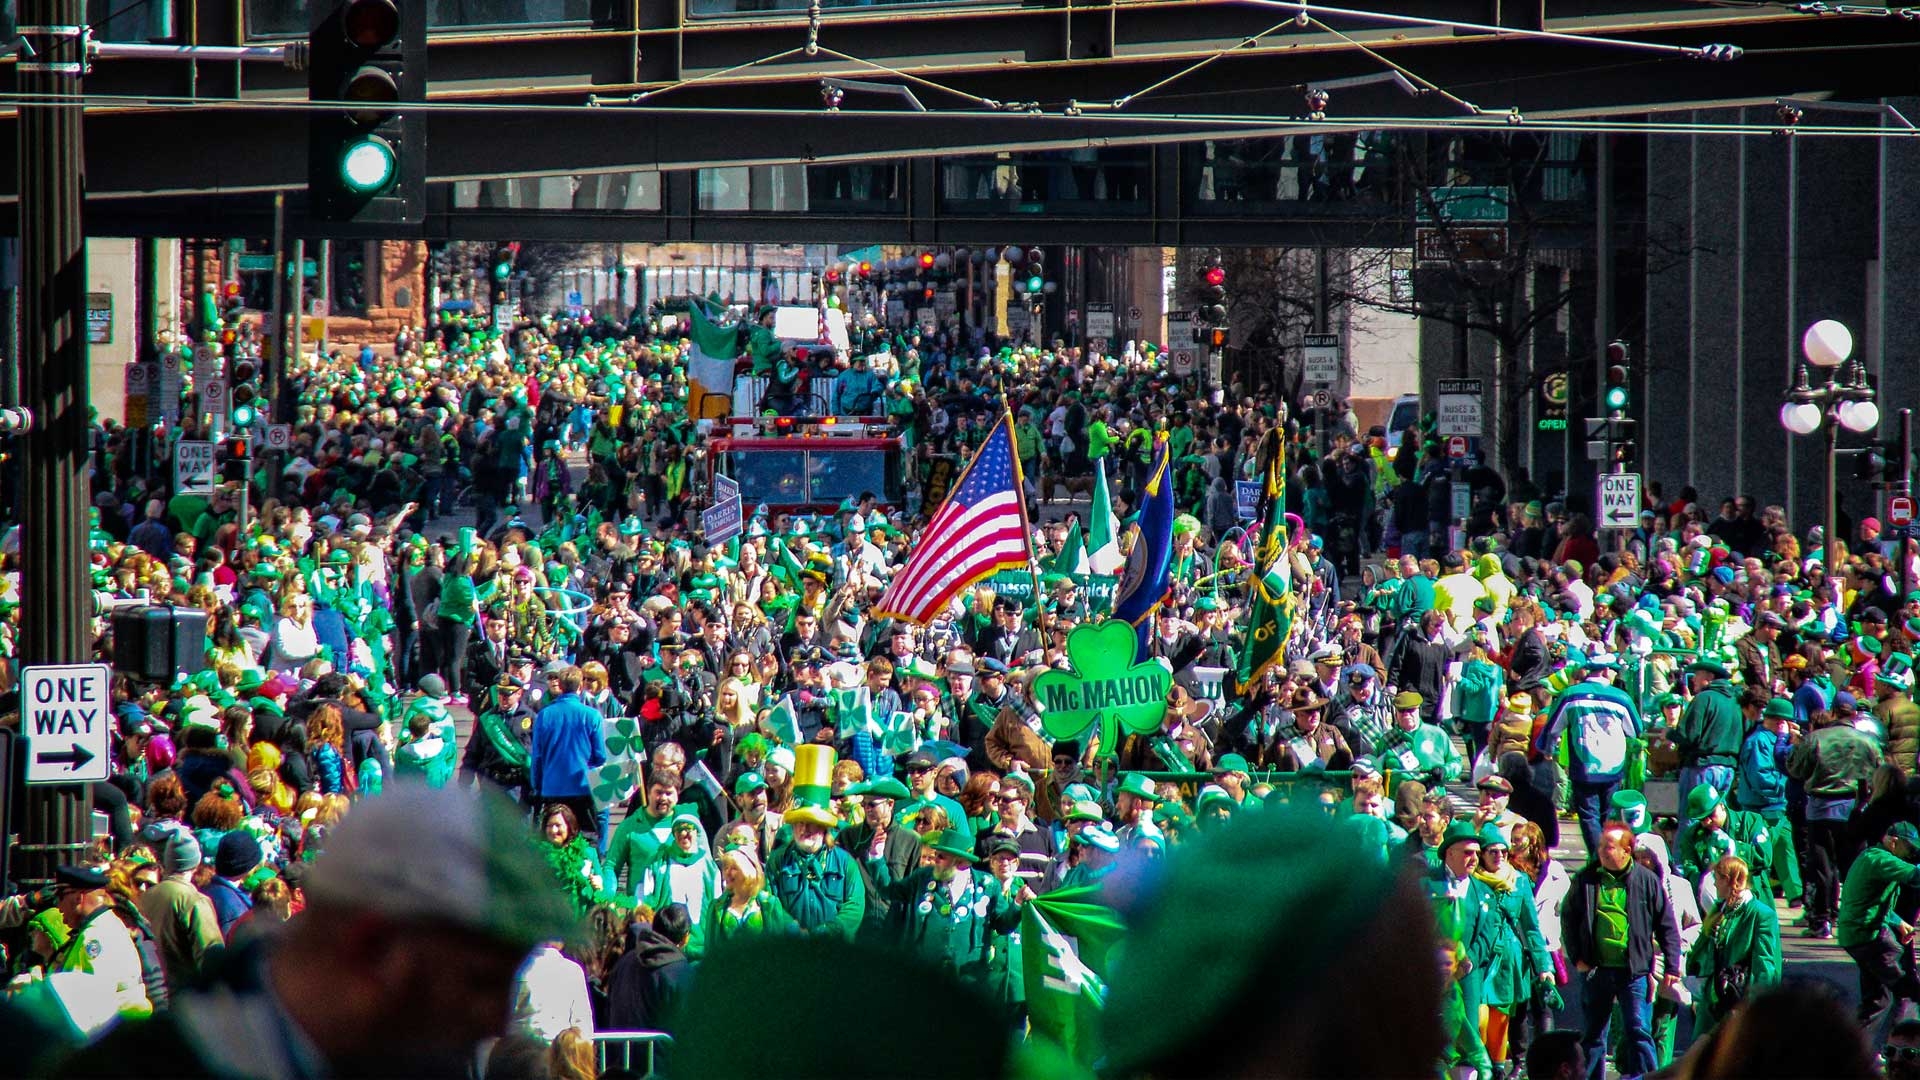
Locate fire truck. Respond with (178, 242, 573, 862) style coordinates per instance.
(701, 372, 905, 513)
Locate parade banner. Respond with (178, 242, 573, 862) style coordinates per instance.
(987, 569, 1114, 611)
(1035, 622, 1172, 757)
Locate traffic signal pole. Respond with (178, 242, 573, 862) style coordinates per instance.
(16, 0, 95, 885)
(1902, 407, 1913, 602)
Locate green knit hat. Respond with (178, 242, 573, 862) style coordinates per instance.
(1610, 790, 1650, 835)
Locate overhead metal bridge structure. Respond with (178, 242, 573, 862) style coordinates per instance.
(3, 0, 1917, 241)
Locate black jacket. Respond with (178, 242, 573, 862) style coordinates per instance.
(1562, 862, 1683, 979)
(606, 926, 692, 1033)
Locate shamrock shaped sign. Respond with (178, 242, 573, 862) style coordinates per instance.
(1034, 620, 1173, 760)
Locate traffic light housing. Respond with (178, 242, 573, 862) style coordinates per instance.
(220, 436, 251, 484)
(308, 0, 426, 226)
(1200, 265, 1228, 324)
(1604, 341, 1630, 413)
(229, 358, 260, 427)
(490, 242, 516, 306)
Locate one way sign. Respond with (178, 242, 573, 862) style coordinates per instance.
(24, 663, 112, 784)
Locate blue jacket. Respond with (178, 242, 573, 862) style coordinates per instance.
(1533, 680, 1640, 786)
(1735, 726, 1790, 814)
(530, 693, 609, 798)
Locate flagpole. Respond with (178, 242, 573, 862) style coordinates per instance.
(873, 411, 1036, 625)
(1005, 409, 1053, 648)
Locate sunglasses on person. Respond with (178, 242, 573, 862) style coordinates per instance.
(1886, 1047, 1920, 1064)
(907, 765, 933, 775)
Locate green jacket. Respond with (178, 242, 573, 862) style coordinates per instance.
(1473, 870, 1551, 1009)
(767, 844, 866, 940)
(1786, 723, 1884, 799)
(692, 892, 797, 959)
(887, 867, 1023, 983)
(1687, 893, 1780, 1030)
(1673, 680, 1743, 767)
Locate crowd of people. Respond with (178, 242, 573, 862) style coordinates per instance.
(2, 287, 1920, 1079)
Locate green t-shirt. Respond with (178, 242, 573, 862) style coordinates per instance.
(1595, 869, 1631, 968)
(1838, 846, 1920, 948)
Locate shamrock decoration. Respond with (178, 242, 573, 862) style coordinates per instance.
(1033, 620, 1173, 761)
(605, 717, 642, 760)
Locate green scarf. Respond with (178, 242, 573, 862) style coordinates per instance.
(476, 705, 530, 770)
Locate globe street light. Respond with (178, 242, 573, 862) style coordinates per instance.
(1780, 319, 1878, 575)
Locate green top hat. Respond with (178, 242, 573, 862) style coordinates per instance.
(1610, 790, 1651, 835)
(923, 826, 978, 862)
(1685, 783, 1725, 822)
(1117, 773, 1162, 803)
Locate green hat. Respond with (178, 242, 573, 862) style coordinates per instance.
(1103, 807, 1401, 1074)
(1610, 790, 1650, 835)
(236, 669, 267, 693)
(733, 771, 768, 797)
(1392, 690, 1424, 711)
(1214, 753, 1250, 775)
(1064, 799, 1106, 824)
(1763, 697, 1797, 720)
(1652, 692, 1683, 711)
(1685, 783, 1726, 822)
(1117, 773, 1161, 803)
(1196, 784, 1239, 817)
(1686, 657, 1731, 680)
(1882, 653, 1915, 693)
(1438, 821, 1480, 855)
(923, 826, 978, 862)
(854, 777, 911, 801)
(1476, 823, 1509, 850)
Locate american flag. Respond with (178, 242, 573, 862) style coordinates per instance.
(874, 413, 1034, 624)
(817, 299, 834, 349)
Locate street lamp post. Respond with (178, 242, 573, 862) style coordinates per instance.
(1780, 319, 1879, 577)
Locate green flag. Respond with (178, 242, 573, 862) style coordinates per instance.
(1234, 428, 1296, 698)
(1022, 886, 1125, 1066)
(1051, 520, 1089, 576)
(1087, 459, 1122, 575)
(764, 694, 802, 746)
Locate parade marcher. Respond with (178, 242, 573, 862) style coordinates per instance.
(767, 746, 866, 941)
(1672, 658, 1744, 838)
(1533, 656, 1639, 858)
(1838, 821, 1920, 1045)
(1788, 705, 1884, 939)
(1687, 855, 1781, 1038)
(1562, 822, 1684, 1080)
(887, 826, 1029, 986)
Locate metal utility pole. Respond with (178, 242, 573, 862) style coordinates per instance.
(16, 0, 94, 885)
(1902, 408, 1914, 601)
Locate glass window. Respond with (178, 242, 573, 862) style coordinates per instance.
(806, 449, 894, 504)
(940, 150, 1150, 215)
(688, 0, 997, 17)
(450, 172, 661, 212)
(247, 0, 597, 38)
(728, 450, 809, 505)
(1184, 135, 1403, 212)
(695, 165, 901, 214)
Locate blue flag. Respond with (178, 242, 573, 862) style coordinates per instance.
(1109, 435, 1174, 661)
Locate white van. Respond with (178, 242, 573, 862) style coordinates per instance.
(1384, 394, 1420, 455)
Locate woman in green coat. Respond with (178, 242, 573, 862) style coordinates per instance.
(1470, 826, 1555, 1072)
(691, 846, 797, 960)
(1687, 855, 1782, 1035)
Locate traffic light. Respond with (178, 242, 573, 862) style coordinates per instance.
(1209, 327, 1229, 349)
(1024, 248, 1045, 294)
(221, 436, 251, 484)
(230, 358, 260, 427)
(1858, 443, 1890, 483)
(1604, 341, 1630, 413)
(1200, 265, 1228, 324)
(490, 242, 516, 306)
(308, 0, 427, 225)
(918, 251, 935, 271)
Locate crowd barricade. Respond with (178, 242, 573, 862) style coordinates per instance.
(592, 1031, 674, 1075)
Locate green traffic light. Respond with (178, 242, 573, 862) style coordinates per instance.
(232, 404, 257, 427)
(339, 136, 397, 195)
(1026, 276, 1043, 292)
(1604, 386, 1628, 411)
(493, 262, 511, 280)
